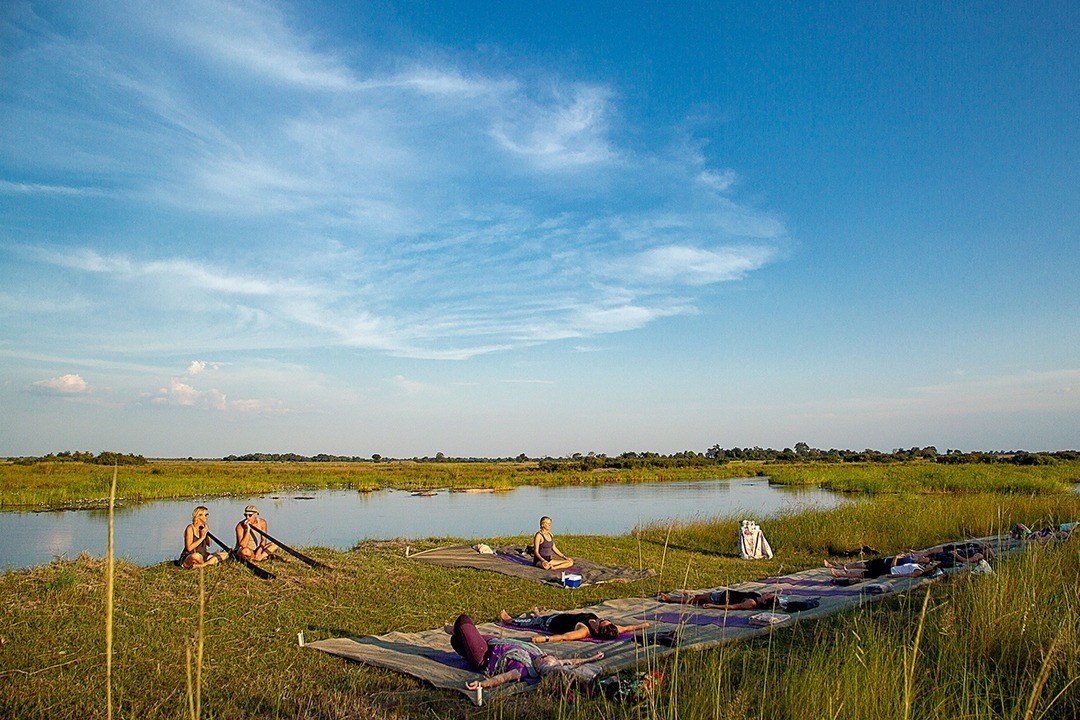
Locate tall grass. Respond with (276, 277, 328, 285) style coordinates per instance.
(534, 541, 1078, 720)
(2, 492, 1077, 719)
(766, 461, 1079, 494)
(638, 493, 1080, 560)
(104, 465, 116, 720)
(0, 459, 766, 508)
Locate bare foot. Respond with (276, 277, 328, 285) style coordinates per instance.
(499, 610, 513, 622)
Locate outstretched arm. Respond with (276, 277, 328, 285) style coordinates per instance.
(566, 651, 604, 665)
(533, 626, 590, 643)
(465, 669, 522, 690)
(615, 621, 650, 634)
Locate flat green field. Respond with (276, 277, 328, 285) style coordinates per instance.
(0, 459, 765, 509)
(2, 458, 1077, 509)
(2, 471, 1078, 720)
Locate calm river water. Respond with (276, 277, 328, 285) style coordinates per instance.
(2, 478, 844, 571)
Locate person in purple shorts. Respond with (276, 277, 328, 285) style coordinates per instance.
(445, 614, 604, 700)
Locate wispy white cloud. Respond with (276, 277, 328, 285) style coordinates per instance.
(491, 85, 616, 169)
(0, 180, 110, 197)
(697, 169, 738, 193)
(147, 0, 358, 91)
(391, 375, 431, 396)
(606, 245, 779, 287)
(801, 369, 1080, 420)
(1, 1, 788, 363)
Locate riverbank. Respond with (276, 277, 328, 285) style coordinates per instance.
(0, 460, 766, 509)
(2, 459, 1078, 510)
(2, 493, 1077, 719)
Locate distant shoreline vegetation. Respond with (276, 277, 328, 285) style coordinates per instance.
(10, 450, 148, 466)
(6, 445, 1078, 468)
(221, 444, 1077, 469)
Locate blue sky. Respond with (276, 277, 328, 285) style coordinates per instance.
(1, 1, 1077, 458)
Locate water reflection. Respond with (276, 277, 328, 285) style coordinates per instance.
(2, 478, 843, 571)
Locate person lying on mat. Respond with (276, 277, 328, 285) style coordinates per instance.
(923, 541, 994, 568)
(500, 609, 650, 642)
(532, 515, 574, 570)
(235, 505, 278, 562)
(179, 506, 228, 569)
(447, 614, 604, 701)
(825, 553, 939, 579)
(658, 588, 781, 611)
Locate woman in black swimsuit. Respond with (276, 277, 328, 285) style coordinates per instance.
(532, 516, 574, 570)
(658, 588, 781, 611)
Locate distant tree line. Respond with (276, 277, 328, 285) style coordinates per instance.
(8, 447, 1076, 468)
(224, 452, 371, 463)
(11, 450, 148, 466)
(219, 445, 1078, 470)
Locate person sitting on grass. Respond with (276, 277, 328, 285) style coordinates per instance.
(658, 588, 781, 611)
(179, 506, 228, 569)
(825, 553, 939, 579)
(235, 505, 278, 562)
(500, 608, 650, 643)
(446, 614, 603, 702)
(532, 515, 574, 570)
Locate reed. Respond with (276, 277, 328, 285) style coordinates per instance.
(104, 465, 116, 720)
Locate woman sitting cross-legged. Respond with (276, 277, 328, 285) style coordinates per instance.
(532, 515, 574, 570)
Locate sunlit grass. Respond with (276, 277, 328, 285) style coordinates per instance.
(0, 459, 766, 508)
(2, 488, 1077, 719)
(766, 460, 1079, 494)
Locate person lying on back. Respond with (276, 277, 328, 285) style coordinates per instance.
(658, 588, 781, 611)
(923, 541, 994, 568)
(445, 614, 604, 703)
(825, 554, 939, 579)
(500, 609, 650, 643)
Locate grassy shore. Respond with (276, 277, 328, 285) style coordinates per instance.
(1, 492, 1077, 719)
(0, 459, 770, 509)
(2, 459, 1078, 510)
(765, 461, 1080, 495)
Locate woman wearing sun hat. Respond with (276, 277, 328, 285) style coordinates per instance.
(235, 505, 278, 562)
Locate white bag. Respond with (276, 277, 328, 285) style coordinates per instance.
(738, 519, 774, 560)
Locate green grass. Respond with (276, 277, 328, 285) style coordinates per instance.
(765, 461, 1080, 494)
(1, 492, 1078, 719)
(3, 459, 1078, 510)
